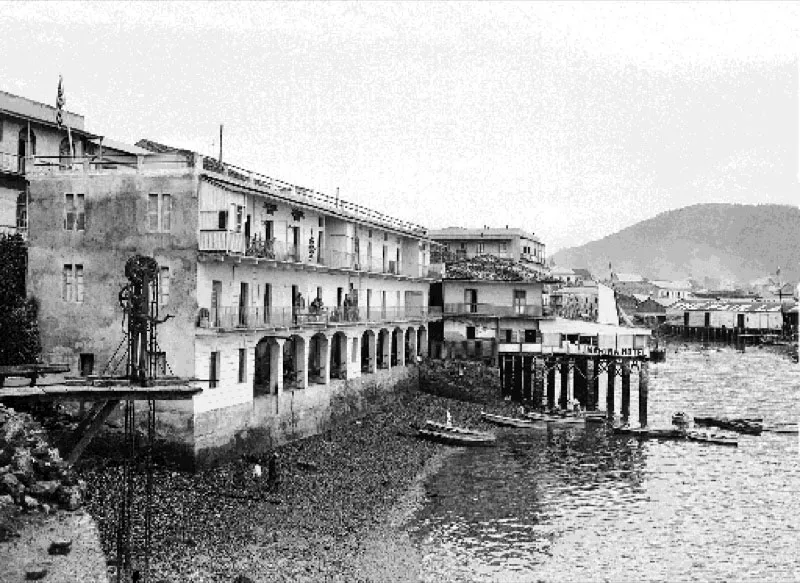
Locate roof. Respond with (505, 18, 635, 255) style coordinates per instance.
(89, 138, 151, 156)
(650, 280, 692, 290)
(135, 138, 195, 156)
(572, 268, 593, 279)
(444, 255, 543, 281)
(539, 318, 651, 336)
(653, 297, 680, 307)
(550, 267, 575, 276)
(632, 294, 650, 303)
(553, 286, 598, 295)
(429, 227, 541, 243)
(0, 89, 85, 131)
(614, 273, 644, 283)
(669, 301, 783, 313)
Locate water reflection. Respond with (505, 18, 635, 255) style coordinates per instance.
(411, 346, 800, 582)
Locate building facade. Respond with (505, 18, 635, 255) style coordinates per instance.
(429, 226, 546, 270)
(27, 146, 439, 464)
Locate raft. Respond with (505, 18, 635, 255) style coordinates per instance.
(685, 430, 738, 446)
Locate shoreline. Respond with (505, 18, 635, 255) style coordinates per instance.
(74, 388, 516, 582)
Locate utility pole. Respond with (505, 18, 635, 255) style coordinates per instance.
(219, 124, 224, 163)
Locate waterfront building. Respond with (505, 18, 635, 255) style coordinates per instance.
(0, 90, 99, 238)
(25, 138, 439, 465)
(649, 280, 692, 300)
(429, 226, 547, 271)
(547, 282, 618, 325)
(666, 300, 784, 337)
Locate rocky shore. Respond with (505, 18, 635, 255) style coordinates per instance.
(75, 378, 517, 583)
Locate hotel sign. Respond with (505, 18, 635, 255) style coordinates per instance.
(498, 342, 650, 357)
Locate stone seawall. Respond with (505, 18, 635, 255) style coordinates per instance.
(193, 366, 415, 467)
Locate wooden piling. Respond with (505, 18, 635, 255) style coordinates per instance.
(606, 359, 616, 418)
(533, 357, 544, 410)
(638, 361, 649, 428)
(546, 359, 556, 410)
(522, 355, 533, 402)
(573, 358, 587, 408)
(512, 356, 523, 401)
(584, 358, 598, 411)
(621, 359, 631, 422)
(559, 358, 569, 410)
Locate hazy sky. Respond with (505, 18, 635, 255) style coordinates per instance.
(1, 1, 798, 252)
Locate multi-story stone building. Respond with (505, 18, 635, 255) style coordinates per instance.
(26, 140, 439, 465)
(0, 90, 98, 237)
(429, 226, 546, 270)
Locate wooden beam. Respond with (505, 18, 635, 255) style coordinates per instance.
(69, 401, 109, 444)
(0, 385, 201, 401)
(66, 399, 121, 465)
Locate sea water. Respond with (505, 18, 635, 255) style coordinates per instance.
(410, 345, 800, 582)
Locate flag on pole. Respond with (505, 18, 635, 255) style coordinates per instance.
(56, 75, 65, 127)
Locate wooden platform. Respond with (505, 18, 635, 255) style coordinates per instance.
(0, 384, 202, 401)
(0, 364, 71, 387)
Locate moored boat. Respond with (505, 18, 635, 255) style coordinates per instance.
(481, 412, 540, 428)
(425, 420, 495, 439)
(417, 428, 497, 447)
(613, 426, 686, 440)
(685, 430, 738, 446)
(693, 416, 763, 435)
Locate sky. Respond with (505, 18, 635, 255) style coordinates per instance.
(1, 1, 798, 252)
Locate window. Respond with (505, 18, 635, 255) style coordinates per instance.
(155, 352, 167, 376)
(209, 351, 220, 388)
(466, 326, 476, 340)
(16, 192, 26, 230)
(64, 193, 85, 231)
(62, 264, 84, 303)
(238, 348, 247, 383)
(513, 290, 526, 314)
(318, 217, 325, 228)
(159, 267, 170, 306)
(524, 329, 537, 343)
(147, 193, 172, 232)
(500, 243, 507, 252)
(79, 354, 94, 377)
(235, 205, 244, 233)
(218, 210, 228, 230)
(477, 243, 484, 253)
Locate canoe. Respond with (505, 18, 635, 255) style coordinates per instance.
(425, 420, 495, 439)
(613, 426, 686, 440)
(693, 416, 763, 435)
(417, 428, 496, 447)
(481, 412, 540, 428)
(685, 430, 738, 446)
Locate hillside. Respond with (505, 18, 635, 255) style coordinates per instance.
(551, 203, 800, 286)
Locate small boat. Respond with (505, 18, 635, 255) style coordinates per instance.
(425, 420, 495, 439)
(763, 423, 799, 435)
(685, 430, 738, 446)
(547, 414, 585, 425)
(481, 412, 540, 428)
(417, 428, 496, 447)
(613, 426, 686, 440)
(693, 416, 763, 435)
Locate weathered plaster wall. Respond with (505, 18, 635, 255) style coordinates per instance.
(27, 171, 199, 377)
(193, 365, 414, 466)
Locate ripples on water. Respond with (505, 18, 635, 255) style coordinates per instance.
(411, 346, 800, 582)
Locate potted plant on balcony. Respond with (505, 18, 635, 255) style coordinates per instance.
(197, 307, 210, 328)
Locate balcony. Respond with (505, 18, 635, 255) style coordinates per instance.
(198, 229, 433, 279)
(197, 304, 441, 330)
(443, 303, 548, 318)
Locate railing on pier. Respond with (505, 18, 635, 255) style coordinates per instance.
(197, 305, 440, 330)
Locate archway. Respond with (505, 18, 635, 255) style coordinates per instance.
(308, 332, 329, 384)
(254, 336, 273, 396)
(391, 327, 404, 367)
(405, 327, 417, 363)
(330, 331, 347, 379)
(417, 326, 428, 357)
(283, 335, 306, 389)
(361, 330, 375, 373)
(376, 329, 391, 369)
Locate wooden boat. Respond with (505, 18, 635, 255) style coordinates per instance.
(425, 420, 495, 439)
(546, 414, 585, 425)
(671, 411, 691, 426)
(481, 412, 540, 428)
(693, 416, 763, 435)
(416, 428, 496, 447)
(613, 426, 686, 440)
(685, 430, 738, 446)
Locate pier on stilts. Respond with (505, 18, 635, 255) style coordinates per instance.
(499, 344, 651, 427)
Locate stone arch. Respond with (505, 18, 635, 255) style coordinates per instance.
(254, 336, 274, 396)
(308, 332, 329, 384)
(391, 327, 404, 367)
(283, 334, 306, 389)
(376, 328, 391, 369)
(417, 325, 428, 357)
(330, 331, 348, 379)
(361, 330, 376, 373)
(405, 326, 417, 363)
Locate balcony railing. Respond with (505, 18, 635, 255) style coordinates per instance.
(197, 304, 440, 330)
(199, 231, 433, 279)
(443, 303, 546, 318)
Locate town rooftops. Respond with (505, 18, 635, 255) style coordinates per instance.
(650, 280, 692, 290)
(0, 89, 90, 134)
(669, 300, 783, 313)
(572, 268, 593, 280)
(429, 226, 541, 243)
(444, 255, 542, 281)
(613, 273, 645, 283)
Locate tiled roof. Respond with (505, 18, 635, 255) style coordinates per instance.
(669, 301, 782, 313)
